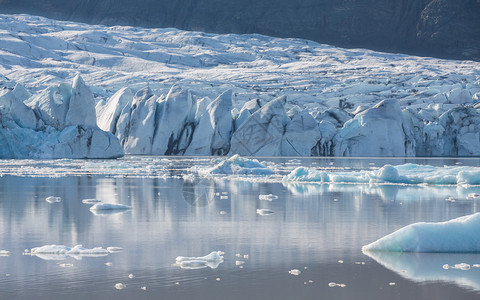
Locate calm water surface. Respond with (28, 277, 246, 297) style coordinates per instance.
(0, 156, 479, 299)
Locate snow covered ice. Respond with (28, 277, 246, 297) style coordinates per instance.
(0, 74, 124, 159)
(362, 213, 480, 253)
(0, 14, 479, 157)
(283, 163, 480, 186)
(197, 155, 274, 176)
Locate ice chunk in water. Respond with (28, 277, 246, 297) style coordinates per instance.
(82, 198, 102, 204)
(115, 283, 126, 290)
(175, 251, 224, 269)
(288, 269, 301, 275)
(259, 194, 278, 201)
(256, 209, 274, 215)
(45, 196, 61, 203)
(89, 203, 132, 211)
(0, 250, 10, 256)
(198, 155, 274, 176)
(362, 213, 480, 252)
(30, 244, 108, 260)
(107, 247, 124, 253)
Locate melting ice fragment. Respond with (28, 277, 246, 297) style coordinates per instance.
(0, 250, 11, 256)
(45, 196, 62, 203)
(82, 198, 102, 204)
(107, 247, 124, 253)
(288, 269, 301, 275)
(259, 194, 278, 201)
(115, 283, 126, 290)
(284, 163, 480, 186)
(175, 251, 224, 269)
(362, 213, 480, 253)
(256, 209, 274, 215)
(89, 203, 132, 211)
(198, 155, 274, 176)
(30, 244, 109, 260)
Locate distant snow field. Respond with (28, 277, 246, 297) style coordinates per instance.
(1, 14, 480, 158)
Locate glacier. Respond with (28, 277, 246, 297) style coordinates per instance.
(1, 14, 480, 157)
(0, 74, 123, 159)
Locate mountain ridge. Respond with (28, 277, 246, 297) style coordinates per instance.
(1, 0, 479, 61)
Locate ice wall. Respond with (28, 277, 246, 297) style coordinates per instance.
(96, 84, 480, 157)
(0, 76, 124, 159)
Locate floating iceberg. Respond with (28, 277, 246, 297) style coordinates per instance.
(283, 164, 480, 186)
(198, 155, 274, 176)
(362, 213, 480, 253)
(45, 196, 62, 203)
(175, 251, 224, 269)
(30, 244, 109, 260)
(89, 203, 132, 211)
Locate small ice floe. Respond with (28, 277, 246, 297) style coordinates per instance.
(58, 263, 73, 268)
(45, 196, 61, 203)
(128, 274, 135, 279)
(30, 244, 108, 260)
(467, 193, 480, 200)
(443, 263, 471, 270)
(90, 203, 131, 211)
(89, 203, 132, 215)
(328, 282, 346, 288)
(105, 262, 113, 266)
(115, 283, 126, 290)
(389, 282, 396, 286)
(454, 263, 471, 270)
(220, 211, 228, 215)
(107, 247, 124, 253)
(216, 277, 221, 281)
(236, 260, 245, 266)
(82, 198, 101, 204)
(259, 194, 278, 201)
(140, 286, 147, 291)
(183, 173, 195, 181)
(198, 155, 274, 176)
(175, 251, 224, 269)
(0, 250, 11, 256)
(338, 260, 344, 264)
(256, 209, 274, 216)
(445, 196, 456, 203)
(288, 269, 301, 276)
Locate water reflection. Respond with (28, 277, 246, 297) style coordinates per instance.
(1, 157, 480, 299)
(364, 250, 480, 292)
(181, 178, 216, 207)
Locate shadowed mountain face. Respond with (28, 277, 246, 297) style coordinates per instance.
(1, 0, 479, 61)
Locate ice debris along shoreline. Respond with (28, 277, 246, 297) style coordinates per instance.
(283, 164, 480, 186)
(0, 75, 123, 159)
(1, 14, 480, 158)
(197, 155, 274, 176)
(175, 251, 224, 269)
(362, 213, 480, 253)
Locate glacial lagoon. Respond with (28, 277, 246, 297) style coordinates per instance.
(0, 156, 479, 299)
